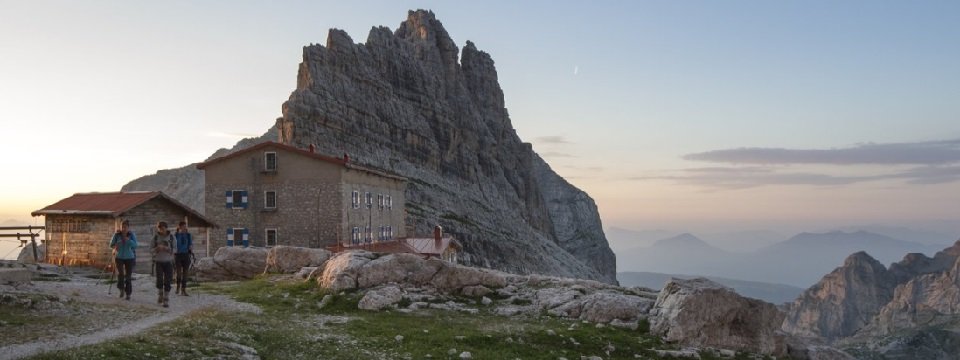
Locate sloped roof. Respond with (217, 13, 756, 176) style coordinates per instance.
(404, 237, 461, 255)
(31, 191, 216, 227)
(195, 141, 406, 181)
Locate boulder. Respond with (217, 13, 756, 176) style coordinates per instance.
(651, 278, 786, 356)
(461, 285, 492, 297)
(317, 251, 376, 291)
(548, 291, 652, 323)
(356, 253, 443, 289)
(358, 285, 404, 310)
(264, 246, 332, 274)
(430, 264, 508, 291)
(193, 247, 269, 281)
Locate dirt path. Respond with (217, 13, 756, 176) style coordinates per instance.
(1, 269, 259, 360)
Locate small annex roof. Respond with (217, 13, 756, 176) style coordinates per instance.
(195, 141, 405, 181)
(403, 237, 461, 255)
(31, 191, 216, 227)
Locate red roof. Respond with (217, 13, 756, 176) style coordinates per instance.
(404, 237, 461, 255)
(31, 191, 215, 227)
(196, 141, 405, 181)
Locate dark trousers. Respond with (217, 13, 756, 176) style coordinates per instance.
(115, 258, 135, 295)
(155, 261, 173, 292)
(174, 253, 191, 289)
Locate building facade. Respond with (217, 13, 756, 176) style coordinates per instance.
(197, 141, 407, 250)
(31, 191, 215, 270)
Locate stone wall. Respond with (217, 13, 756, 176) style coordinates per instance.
(43, 216, 115, 269)
(340, 166, 407, 244)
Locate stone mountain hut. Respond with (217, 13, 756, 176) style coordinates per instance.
(31, 191, 216, 269)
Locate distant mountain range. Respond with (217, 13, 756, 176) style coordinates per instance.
(618, 271, 803, 304)
(617, 230, 954, 288)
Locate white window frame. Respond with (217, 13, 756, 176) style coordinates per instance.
(264, 151, 277, 171)
(265, 228, 278, 247)
(352, 190, 360, 209)
(264, 190, 277, 209)
(352, 226, 360, 244)
(364, 192, 372, 208)
(377, 194, 384, 209)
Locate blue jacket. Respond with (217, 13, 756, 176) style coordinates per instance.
(174, 231, 192, 254)
(110, 231, 138, 260)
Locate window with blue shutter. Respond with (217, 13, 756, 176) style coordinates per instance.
(226, 191, 233, 209)
(229, 190, 247, 209)
(242, 228, 250, 247)
(226, 227, 234, 246)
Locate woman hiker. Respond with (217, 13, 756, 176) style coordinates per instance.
(152, 221, 175, 307)
(109, 220, 137, 300)
(174, 221, 192, 296)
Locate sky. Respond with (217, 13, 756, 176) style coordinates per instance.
(2, 1, 959, 244)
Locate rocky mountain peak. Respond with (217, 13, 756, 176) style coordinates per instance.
(842, 251, 883, 269)
(395, 9, 459, 71)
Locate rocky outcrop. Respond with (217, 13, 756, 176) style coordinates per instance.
(264, 245, 332, 274)
(651, 278, 787, 356)
(16, 244, 45, 264)
(274, 10, 615, 283)
(194, 247, 269, 281)
(782, 251, 897, 340)
(870, 255, 960, 335)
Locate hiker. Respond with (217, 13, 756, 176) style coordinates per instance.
(152, 221, 175, 307)
(109, 220, 137, 300)
(174, 221, 192, 296)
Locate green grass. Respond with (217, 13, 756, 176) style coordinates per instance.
(29, 276, 780, 360)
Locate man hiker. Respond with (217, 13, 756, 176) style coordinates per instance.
(152, 221, 175, 307)
(109, 220, 137, 300)
(174, 221, 192, 296)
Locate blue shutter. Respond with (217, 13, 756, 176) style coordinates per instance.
(226, 191, 233, 209)
(241, 191, 249, 209)
(226, 227, 234, 247)
(242, 228, 250, 247)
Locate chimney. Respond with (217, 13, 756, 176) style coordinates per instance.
(343, 152, 350, 163)
(308, 144, 316, 153)
(434, 225, 443, 248)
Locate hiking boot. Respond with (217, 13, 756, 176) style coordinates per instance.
(182, 288, 189, 296)
(118, 290, 125, 298)
(157, 290, 164, 304)
(125, 293, 130, 301)
(162, 291, 170, 308)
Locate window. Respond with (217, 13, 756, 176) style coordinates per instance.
(351, 191, 360, 209)
(378, 225, 385, 241)
(265, 228, 278, 247)
(226, 190, 248, 209)
(365, 192, 372, 208)
(226, 227, 249, 247)
(387, 225, 393, 239)
(386, 195, 392, 210)
(364, 226, 371, 243)
(264, 152, 277, 171)
(265, 191, 277, 209)
(351, 227, 360, 244)
(49, 219, 91, 233)
(377, 194, 384, 209)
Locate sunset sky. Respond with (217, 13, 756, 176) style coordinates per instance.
(2, 1, 959, 238)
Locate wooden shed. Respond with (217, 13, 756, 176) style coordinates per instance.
(31, 191, 216, 270)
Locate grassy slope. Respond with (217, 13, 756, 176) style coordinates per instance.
(28, 277, 771, 360)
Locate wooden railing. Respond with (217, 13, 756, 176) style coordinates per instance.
(0, 225, 44, 269)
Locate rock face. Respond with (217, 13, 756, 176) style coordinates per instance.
(122, 10, 616, 284)
(274, 10, 615, 283)
(194, 247, 269, 281)
(264, 245, 332, 274)
(651, 278, 787, 356)
(782, 240, 960, 358)
(782, 252, 896, 339)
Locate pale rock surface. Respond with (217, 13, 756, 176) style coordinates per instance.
(264, 245, 332, 274)
(17, 244, 45, 264)
(651, 278, 786, 356)
(194, 247, 269, 281)
(358, 285, 404, 310)
(782, 251, 896, 339)
(870, 255, 960, 335)
(318, 251, 376, 291)
(549, 291, 653, 323)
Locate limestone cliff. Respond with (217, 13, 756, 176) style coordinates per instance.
(782, 251, 896, 339)
(123, 10, 616, 284)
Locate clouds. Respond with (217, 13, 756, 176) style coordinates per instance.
(643, 139, 960, 189)
(684, 139, 960, 165)
(534, 135, 572, 144)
